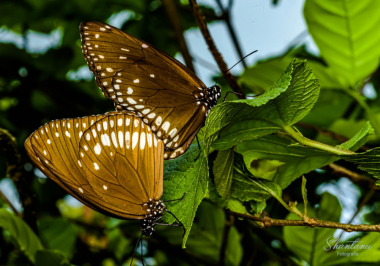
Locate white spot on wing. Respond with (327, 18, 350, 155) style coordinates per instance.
(94, 143, 101, 154)
(169, 128, 177, 138)
(118, 118, 123, 126)
(162, 121, 170, 132)
(133, 79, 139, 83)
(125, 131, 130, 149)
(132, 132, 139, 149)
(134, 119, 139, 127)
(147, 133, 152, 147)
(111, 132, 118, 148)
(127, 98, 136, 104)
(126, 118, 130, 126)
(127, 87, 133, 94)
(148, 113, 156, 119)
(118, 131, 123, 147)
(140, 132, 146, 149)
(103, 185, 108, 190)
(94, 162, 99, 170)
(155, 116, 162, 126)
(142, 44, 148, 48)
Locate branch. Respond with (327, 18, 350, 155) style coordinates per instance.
(188, 0, 245, 98)
(325, 163, 380, 190)
(0, 128, 38, 234)
(228, 210, 380, 232)
(0, 189, 21, 217)
(162, 0, 196, 72)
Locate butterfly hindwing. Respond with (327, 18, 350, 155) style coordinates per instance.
(80, 21, 210, 159)
(25, 112, 162, 219)
(79, 112, 164, 213)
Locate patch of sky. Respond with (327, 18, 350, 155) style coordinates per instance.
(0, 178, 23, 213)
(0, 26, 62, 54)
(64, 194, 83, 208)
(107, 10, 135, 28)
(317, 178, 369, 241)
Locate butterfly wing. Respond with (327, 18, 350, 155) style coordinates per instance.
(80, 21, 209, 159)
(25, 112, 158, 219)
(78, 112, 164, 213)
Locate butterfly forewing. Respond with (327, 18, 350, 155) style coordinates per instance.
(25, 113, 160, 219)
(79, 113, 164, 214)
(80, 21, 210, 159)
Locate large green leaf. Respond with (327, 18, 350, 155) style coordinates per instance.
(162, 144, 208, 248)
(213, 148, 235, 199)
(0, 208, 43, 263)
(38, 218, 79, 258)
(341, 147, 380, 179)
(304, 0, 380, 86)
(184, 201, 243, 266)
(209, 59, 319, 151)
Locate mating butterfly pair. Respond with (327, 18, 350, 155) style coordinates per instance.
(26, 21, 221, 256)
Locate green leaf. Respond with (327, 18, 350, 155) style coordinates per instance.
(338, 121, 374, 151)
(304, 0, 380, 86)
(0, 208, 43, 263)
(211, 120, 280, 150)
(38, 218, 79, 258)
(237, 135, 338, 189)
(162, 144, 208, 248)
(208, 59, 319, 154)
(301, 176, 308, 218)
(35, 250, 70, 266)
(184, 201, 243, 266)
(250, 200, 266, 214)
(283, 193, 341, 265)
(213, 148, 235, 199)
(207, 181, 247, 214)
(341, 147, 380, 179)
(232, 154, 282, 202)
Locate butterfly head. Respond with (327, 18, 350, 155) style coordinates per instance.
(207, 85, 221, 108)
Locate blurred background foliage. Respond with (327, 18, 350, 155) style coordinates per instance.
(1, 0, 380, 265)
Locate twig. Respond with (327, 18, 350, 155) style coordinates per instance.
(162, 0, 195, 72)
(215, 0, 247, 68)
(188, 0, 245, 98)
(219, 211, 234, 266)
(296, 122, 369, 151)
(0, 189, 21, 217)
(228, 210, 380, 232)
(0, 128, 38, 234)
(325, 163, 380, 190)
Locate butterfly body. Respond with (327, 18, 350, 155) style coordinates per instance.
(80, 21, 221, 159)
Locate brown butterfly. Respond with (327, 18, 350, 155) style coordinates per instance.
(80, 21, 221, 160)
(25, 112, 184, 237)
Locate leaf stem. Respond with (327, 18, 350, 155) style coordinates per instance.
(283, 125, 355, 155)
(346, 89, 380, 137)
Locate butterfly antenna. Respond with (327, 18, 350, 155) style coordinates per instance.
(130, 234, 142, 266)
(164, 209, 186, 239)
(214, 50, 258, 86)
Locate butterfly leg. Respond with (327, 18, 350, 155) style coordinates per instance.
(162, 193, 186, 203)
(164, 209, 186, 238)
(194, 135, 201, 162)
(223, 91, 245, 102)
(130, 234, 143, 266)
